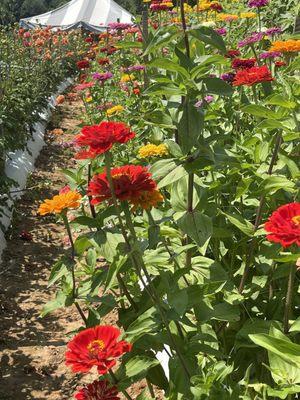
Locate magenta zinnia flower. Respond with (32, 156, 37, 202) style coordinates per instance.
(248, 0, 269, 7)
(92, 72, 113, 82)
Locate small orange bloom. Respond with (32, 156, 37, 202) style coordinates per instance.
(131, 189, 164, 210)
(56, 95, 65, 105)
(51, 128, 64, 135)
(38, 191, 82, 215)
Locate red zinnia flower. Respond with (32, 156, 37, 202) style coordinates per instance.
(65, 325, 132, 374)
(88, 165, 157, 205)
(225, 49, 241, 59)
(265, 203, 300, 248)
(98, 57, 110, 65)
(233, 65, 274, 86)
(77, 60, 90, 70)
(275, 60, 287, 67)
(74, 122, 135, 159)
(232, 58, 256, 70)
(74, 82, 95, 91)
(75, 380, 120, 400)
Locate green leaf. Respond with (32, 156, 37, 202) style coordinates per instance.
(190, 27, 227, 53)
(221, 211, 254, 236)
(249, 333, 300, 366)
(203, 77, 233, 96)
(242, 104, 279, 119)
(48, 258, 70, 287)
(260, 175, 296, 195)
(124, 356, 160, 379)
(157, 165, 188, 188)
(265, 94, 296, 109)
(148, 58, 190, 79)
(177, 211, 212, 254)
(126, 307, 160, 342)
(105, 254, 127, 291)
(41, 291, 68, 317)
(178, 100, 204, 153)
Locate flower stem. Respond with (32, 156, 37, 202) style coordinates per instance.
(122, 202, 191, 380)
(62, 213, 87, 325)
(103, 152, 139, 312)
(88, 163, 96, 219)
(238, 131, 282, 293)
(109, 369, 134, 400)
(284, 263, 296, 334)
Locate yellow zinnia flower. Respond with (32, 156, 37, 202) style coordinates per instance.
(106, 105, 124, 116)
(38, 191, 82, 216)
(138, 143, 169, 159)
(85, 97, 93, 103)
(217, 13, 239, 22)
(120, 74, 135, 83)
(240, 12, 257, 18)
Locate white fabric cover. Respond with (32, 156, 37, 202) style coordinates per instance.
(20, 0, 133, 32)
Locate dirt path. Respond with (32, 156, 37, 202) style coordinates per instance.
(0, 98, 93, 400)
(0, 95, 161, 400)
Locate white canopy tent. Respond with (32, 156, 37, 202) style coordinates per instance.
(20, 0, 134, 32)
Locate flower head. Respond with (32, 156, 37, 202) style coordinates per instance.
(259, 51, 282, 59)
(265, 203, 300, 248)
(238, 32, 264, 48)
(74, 122, 135, 159)
(98, 57, 110, 65)
(75, 380, 120, 400)
(221, 72, 236, 83)
(233, 65, 273, 86)
(240, 12, 257, 18)
(232, 58, 256, 70)
(269, 40, 300, 53)
(215, 27, 227, 36)
(65, 325, 132, 374)
(120, 74, 135, 83)
(88, 165, 160, 208)
(92, 72, 113, 82)
(138, 144, 169, 158)
(77, 60, 90, 70)
(38, 191, 81, 215)
(248, 0, 269, 7)
(74, 82, 95, 91)
(106, 105, 124, 116)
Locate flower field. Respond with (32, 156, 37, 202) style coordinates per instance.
(1, 0, 300, 398)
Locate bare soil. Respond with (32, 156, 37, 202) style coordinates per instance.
(0, 96, 163, 400)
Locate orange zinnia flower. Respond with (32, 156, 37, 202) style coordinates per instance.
(269, 39, 300, 53)
(38, 191, 82, 215)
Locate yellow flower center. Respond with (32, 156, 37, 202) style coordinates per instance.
(87, 339, 105, 355)
(292, 215, 300, 226)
